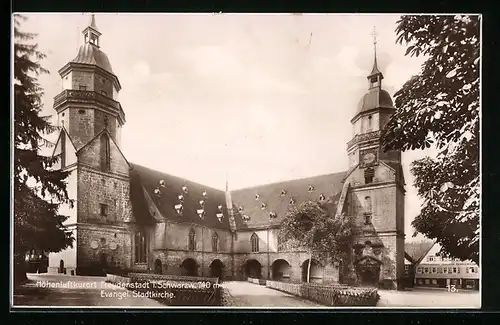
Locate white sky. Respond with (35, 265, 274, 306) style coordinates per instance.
(18, 13, 437, 238)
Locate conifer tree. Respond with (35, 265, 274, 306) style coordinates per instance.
(13, 14, 74, 283)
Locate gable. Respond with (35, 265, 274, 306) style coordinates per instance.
(230, 171, 346, 230)
(344, 161, 397, 186)
(51, 127, 77, 169)
(405, 240, 435, 265)
(77, 129, 129, 176)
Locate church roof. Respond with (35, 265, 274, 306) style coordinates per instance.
(129, 163, 231, 230)
(405, 240, 435, 265)
(71, 43, 114, 74)
(230, 171, 346, 229)
(356, 88, 394, 116)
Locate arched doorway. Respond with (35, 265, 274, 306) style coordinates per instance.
(355, 256, 381, 287)
(181, 258, 198, 276)
(209, 259, 224, 281)
(271, 259, 291, 281)
(100, 253, 108, 274)
(245, 259, 262, 279)
(59, 259, 64, 274)
(154, 259, 162, 274)
(301, 259, 323, 283)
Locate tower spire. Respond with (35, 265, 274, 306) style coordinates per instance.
(367, 26, 383, 89)
(89, 13, 99, 31)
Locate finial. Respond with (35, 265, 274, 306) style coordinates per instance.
(370, 26, 378, 64)
(89, 13, 98, 31)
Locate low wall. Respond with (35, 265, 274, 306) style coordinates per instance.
(266, 280, 379, 307)
(106, 272, 222, 306)
(247, 277, 266, 285)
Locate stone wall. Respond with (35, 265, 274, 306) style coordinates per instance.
(77, 168, 132, 224)
(93, 72, 114, 99)
(76, 224, 133, 274)
(68, 107, 95, 149)
(94, 109, 118, 143)
(72, 70, 94, 91)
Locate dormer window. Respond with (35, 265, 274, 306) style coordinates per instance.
(217, 205, 223, 211)
(178, 194, 184, 201)
(174, 204, 183, 216)
(269, 212, 277, 219)
(289, 198, 295, 205)
(182, 186, 188, 194)
(319, 194, 326, 201)
(308, 185, 314, 192)
(159, 180, 166, 187)
(280, 189, 287, 196)
(238, 206, 244, 212)
(154, 188, 161, 196)
(255, 194, 260, 200)
(197, 209, 205, 219)
(199, 200, 205, 206)
(216, 213, 223, 222)
(202, 191, 207, 198)
(242, 215, 250, 222)
(261, 202, 267, 209)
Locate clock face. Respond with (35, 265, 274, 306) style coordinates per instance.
(363, 152, 376, 165)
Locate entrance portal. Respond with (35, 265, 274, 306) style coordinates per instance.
(181, 258, 198, 276)
(354, 256, 381, 287)
(154, 259, 162, 274)
(271, 259, 291, 281)
(209, 259, 224, 281)
(59, 259, 64, 274)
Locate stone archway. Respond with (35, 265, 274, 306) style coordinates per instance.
(209, 259, 224, 281)
(301, 259, 323, 283)
(354, 256, 382, 287)
(181, 258, 198, 276)
(271, 259, 291, 281)
(154, 259, 162, 274)
(245, 259, 262, 279)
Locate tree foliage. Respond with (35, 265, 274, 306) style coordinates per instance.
(279, 198, 354, 265)
(380, 15, 479, 264)
(13, 14, 74, 281)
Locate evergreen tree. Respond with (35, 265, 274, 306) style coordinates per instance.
(381, 15, 479, 264)
(13, 14, 74, 283)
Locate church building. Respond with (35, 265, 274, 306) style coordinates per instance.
(48, 15, 406, 289)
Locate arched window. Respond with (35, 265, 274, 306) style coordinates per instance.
(367, 115, 373, 132)
(100, 133, 110, 172)
(251, 233, 259, 253)
(188, 228, 196, 251)
(212, 232, 219, 252)
(60, 131, 66, 168)
(364, 196, 372, 214)
(134, 231, 147, 263)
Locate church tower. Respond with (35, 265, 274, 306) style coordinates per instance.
(48, 14, 133, 275)
(344, 29, 406, 290)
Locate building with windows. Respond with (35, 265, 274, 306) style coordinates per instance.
(413, 243, 480, 290)
(47, 15, 405, 289)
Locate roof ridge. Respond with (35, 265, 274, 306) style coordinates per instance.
(230, 170, 347, 192)
(130, 162, 225, 193)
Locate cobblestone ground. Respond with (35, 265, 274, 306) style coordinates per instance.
(12, 273, 164, 307)
(377, 289, 481, 308)
(222, 281, 322, 307)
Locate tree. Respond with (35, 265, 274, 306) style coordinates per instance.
(279, 198, 354, 283)
(381, 15, 479, 264)
(13, 14, 74, 283)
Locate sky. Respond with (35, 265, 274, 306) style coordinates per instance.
(17, 13, 437, 238)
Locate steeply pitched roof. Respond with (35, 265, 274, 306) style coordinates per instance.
(129, 163, 231, 230)
(405, 240, 435, 265)
(230, 171, 346, 229)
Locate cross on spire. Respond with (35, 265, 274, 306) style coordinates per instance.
(367, 26, 383, 88)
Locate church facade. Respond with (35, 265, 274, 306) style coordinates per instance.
(48, 16, 406, 289)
